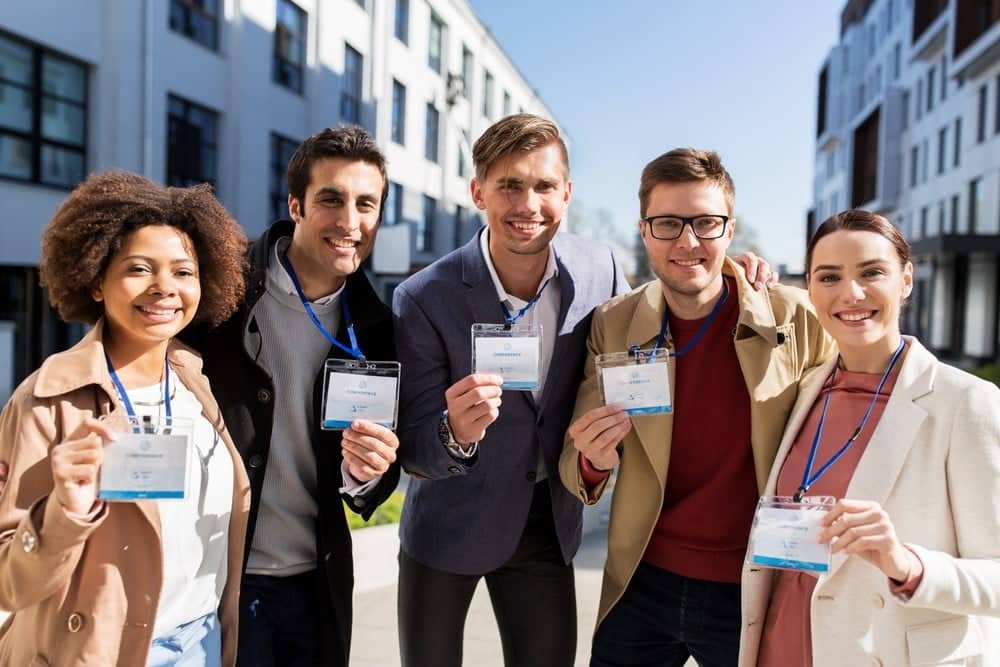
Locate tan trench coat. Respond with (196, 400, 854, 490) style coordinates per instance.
(0, 323, 250, 666)
(559, 258, 836, 629)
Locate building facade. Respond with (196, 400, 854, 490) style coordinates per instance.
(809, 0, 1000, 365)
(0, 0, 556, 400)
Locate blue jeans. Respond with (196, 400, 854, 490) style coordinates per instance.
(591, 562, 741, 667)
(147, 612, 221, 667)
(237, 570, 324, 667)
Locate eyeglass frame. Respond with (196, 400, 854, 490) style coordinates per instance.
(641, 214, 730, 240)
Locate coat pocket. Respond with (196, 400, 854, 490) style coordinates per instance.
(906, 616, 982, 665)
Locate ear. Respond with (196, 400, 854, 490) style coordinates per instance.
(563, 179, 573, 206)
(288, 194, 302, 222)
(470, 178, 487, 210)
(901, 261, 914, 300)
(91, 286, 103, 302)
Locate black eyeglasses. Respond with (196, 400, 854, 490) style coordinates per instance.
(642, 214, 729, 240)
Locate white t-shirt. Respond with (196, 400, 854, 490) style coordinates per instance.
(119, 374, 235, 638)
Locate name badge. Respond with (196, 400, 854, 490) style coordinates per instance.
(747, 495, 835, 573)
(99, 416, 193, 501)
(596, 349, 672, 415)
(322, 359, 401, 430)
(471, 323, 542, 391)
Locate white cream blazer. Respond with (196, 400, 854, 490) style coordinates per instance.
(738, 337, 1000, 667)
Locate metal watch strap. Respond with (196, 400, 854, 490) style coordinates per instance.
(441, 410, 478, 458)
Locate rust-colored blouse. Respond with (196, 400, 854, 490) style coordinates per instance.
(756, 363, 901, 667)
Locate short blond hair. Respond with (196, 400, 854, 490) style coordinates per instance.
(639, 148, 735, 217)
(472, 113, 569, 181)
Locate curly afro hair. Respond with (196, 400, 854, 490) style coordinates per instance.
(40, 171, 248, 327)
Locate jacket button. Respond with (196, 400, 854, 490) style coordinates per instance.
(872, 593, 885, 609)
(776, 332, 786, 345)
(248, 454, 265, 469)
(447, 465, 461, 474)
(67, 612, 84, 632)
(526, 471, 537, 482)
(256, 389, 272, 403)
(21, 532, 37, 553)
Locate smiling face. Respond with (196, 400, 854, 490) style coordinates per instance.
(640, 180, 734, 303)
(808, 229, 913, 358)
(94, 225, 201, 352)
(470, 142, 571, 263)
(287, 157, 384, 295)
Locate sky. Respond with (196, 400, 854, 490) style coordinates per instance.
(468, 1, 844, 273)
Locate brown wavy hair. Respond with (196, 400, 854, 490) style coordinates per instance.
(472, 113, 569, 181)
(639, 148, 735, 217)
(40, 171, 248, 326)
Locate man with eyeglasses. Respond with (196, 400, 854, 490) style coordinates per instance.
(559, 148, 835, 667)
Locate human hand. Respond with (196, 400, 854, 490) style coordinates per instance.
(50, 418, 116, 517)
(733, 251, 778, 290)
(444, 374, 503, 445)
(568, 405, 631, 472)
(819, 499, 911, 581)
(341, 420, 399, 483)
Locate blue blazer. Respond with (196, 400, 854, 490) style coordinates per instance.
(393, 230, 629, 574)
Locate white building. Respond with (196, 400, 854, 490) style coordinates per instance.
(0, 0, 557, 399)
(810, 0, 1000, 364)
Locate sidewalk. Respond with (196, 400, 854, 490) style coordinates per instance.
(350, 520, 608, 667)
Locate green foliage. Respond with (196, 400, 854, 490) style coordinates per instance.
(344, 491, 405, 530)
(971, 364, 1000, 386)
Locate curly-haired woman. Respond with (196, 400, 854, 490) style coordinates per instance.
(0, 171, 251, 666)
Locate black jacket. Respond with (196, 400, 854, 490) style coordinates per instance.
(186, 220, 399, 666)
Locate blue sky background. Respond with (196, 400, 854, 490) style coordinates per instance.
(469, 1, 844, 273)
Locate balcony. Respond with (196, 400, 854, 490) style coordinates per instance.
(952, 0, 1000, 77)
(911, 233, 1000, 255)
(911, 8, 950, 61)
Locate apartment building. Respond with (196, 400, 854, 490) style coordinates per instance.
(809, 0, 999, 364)
(0, 0, 556, 400)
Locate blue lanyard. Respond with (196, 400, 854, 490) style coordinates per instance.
(501, 276, 554, 326)
(652, 278, 729, 358)
(280, 253, 365, 361)
(792, 339, 906, 503)
(105, 351, 172, 433)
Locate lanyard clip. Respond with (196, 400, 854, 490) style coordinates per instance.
(792, 487, 807, 503)
(628, 344, 641, 361)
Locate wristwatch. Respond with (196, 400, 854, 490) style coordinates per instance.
(439, 410, 478, 459)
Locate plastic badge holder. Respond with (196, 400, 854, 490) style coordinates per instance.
(321, 359, 401, 430)
(99, 415, 193, 501)
(596, 348, 672, 415)
(471, 323, 542, 391)
(747, 495, 836, 573)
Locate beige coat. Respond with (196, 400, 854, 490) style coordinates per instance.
(0, 323, 251, 666)
(559, 259, 835, 628)
(738, 337, 1000, 667)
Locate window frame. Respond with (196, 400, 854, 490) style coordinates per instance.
(341, 43, 364, 125)
(269, 131, 299, 224)
(165, 93, 219, 190)
(424, 102, 439, 163)
(273, 0, 307, 95)
(391, 79, 406, 145)
(169, 0, 220, 51)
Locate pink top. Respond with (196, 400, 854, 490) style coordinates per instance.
(756, 361, 908, 667)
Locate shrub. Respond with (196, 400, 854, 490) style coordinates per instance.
(971, 363, 1000, 386)
(344, 491, 405, 530)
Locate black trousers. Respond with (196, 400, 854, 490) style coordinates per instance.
(397, 481, 577, 667)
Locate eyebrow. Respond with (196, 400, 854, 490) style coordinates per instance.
(314, 186, 379, 202)
(121, 255, 196, 264)
(812, 258, 889, 271)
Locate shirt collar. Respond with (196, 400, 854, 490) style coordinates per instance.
(479, 228, 558, 306)
(269, 236, 345, 306)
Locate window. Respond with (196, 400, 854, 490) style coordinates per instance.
(482, 69, 494, 118)
(454, 204, 466, 248)
(916, 80, 923, 120)
(391, 79, 406, 145)
(937, 200, 945, 234)
(968, 177, 983, 232)
(950, 193, 959, 233)
(937, 126, 947, 174)
(910, 145, 919, 187)
(166, 94, 218, 188)
(341, 44, 363, 125)
(354, 0, 366, 9)
(418, 195, 435, 252)
(424, 103, 439, 162)
(977, 84, 987, 143)
(502, 90, 511, 117)
(901, 90, 910, 130)
(0, 34, 87, 187)
(394, 0, 408, 44)
(927, 67, 935, 112)
(169, 0, 219, 51)
(269, 132, 298, 223)
(273, 0, 306, 94)
(893, 42, 901, 80)
(922, 138, 929, 183)
(384, 182, 403, 225)
(940, 56, 947, 101)
(996, 74, 1000, 135)
(461, 46, 473, 98)
(428, 12, 444, 74)
(954, 116, 962, 166)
